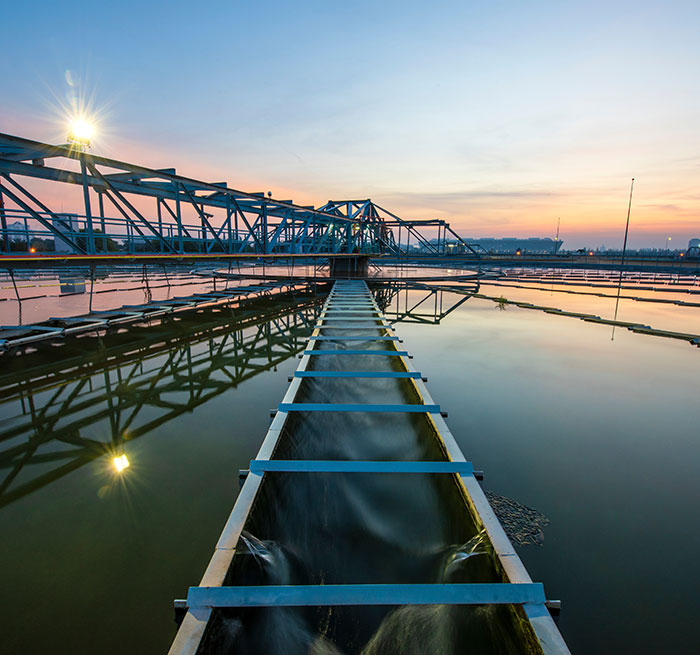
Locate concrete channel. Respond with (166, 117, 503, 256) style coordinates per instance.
(170, 280, 570, 654)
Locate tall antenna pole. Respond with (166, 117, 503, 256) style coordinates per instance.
(554, 217, 561, 253)
(612, 178, 635, 338)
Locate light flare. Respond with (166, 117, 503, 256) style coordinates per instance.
(113, 454, 130, 473)
(67, 116, 96, 147)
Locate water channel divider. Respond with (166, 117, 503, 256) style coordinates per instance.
(169, 279, 571, 655)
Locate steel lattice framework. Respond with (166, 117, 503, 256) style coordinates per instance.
(0, 133, 476, 259)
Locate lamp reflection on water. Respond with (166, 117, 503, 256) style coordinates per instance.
(112, 454, 130, 473)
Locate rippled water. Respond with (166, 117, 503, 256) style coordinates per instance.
(1, 276, 698, 654)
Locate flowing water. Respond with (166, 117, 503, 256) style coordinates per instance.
(1, 273, 699, 654)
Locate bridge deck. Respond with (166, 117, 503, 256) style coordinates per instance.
(169, 280, 570, 654)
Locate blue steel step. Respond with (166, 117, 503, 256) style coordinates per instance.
(294, 371, 421, 378)
(278, 402, 440, 413)
(249, 460, 474, 474)
(187, 583, 546, 608)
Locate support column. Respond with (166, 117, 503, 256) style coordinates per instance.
(173, 182, 184, 253)
(329, 255, 369, 278)
(0, 180, 9, 253)
(80, 155, 95, 254)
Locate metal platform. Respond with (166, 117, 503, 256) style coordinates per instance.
(169, 280, 570, 654)
(0, 280, 301, 350)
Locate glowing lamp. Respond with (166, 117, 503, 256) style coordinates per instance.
(113, 454, 130, 473)
(67, 119, 94, 147)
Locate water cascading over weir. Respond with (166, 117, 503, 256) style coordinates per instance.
(169, 280, 569, 655)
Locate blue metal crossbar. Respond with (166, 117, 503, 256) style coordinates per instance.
(278, 403, 440, 413)
(304, 350, 408, 356)
(315, 325, 395, 331)
(294, 371, 420, 378)
(249, 460, 474, 474)
(318, 318, 383, 322)
(309, 336, 399, 341)
(316, 324, 394, 329)
(187, 583, 547, 608)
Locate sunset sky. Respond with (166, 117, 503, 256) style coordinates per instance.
(2, 0, 698, 249)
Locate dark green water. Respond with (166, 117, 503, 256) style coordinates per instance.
(1, 283, 698, 654)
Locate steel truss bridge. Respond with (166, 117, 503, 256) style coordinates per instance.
(1, 132, 699, 276)
(0, 132, 475, 260)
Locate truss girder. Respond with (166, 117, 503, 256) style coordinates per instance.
(0, 133, 484, 259)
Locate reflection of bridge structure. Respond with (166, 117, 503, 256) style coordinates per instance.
(0, 292, 324, 508)
(0, 281, 475, 509)
(375, 280, 479, 324)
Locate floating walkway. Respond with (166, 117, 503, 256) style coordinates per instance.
(170, 280, 570, 654)
(0, 281, 299, 350)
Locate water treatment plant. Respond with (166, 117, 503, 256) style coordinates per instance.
(1, 124, 700, 655)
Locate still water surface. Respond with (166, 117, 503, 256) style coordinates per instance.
(1, 280, 698, 654)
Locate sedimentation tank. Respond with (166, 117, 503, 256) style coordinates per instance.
(170, 280, 569, 655)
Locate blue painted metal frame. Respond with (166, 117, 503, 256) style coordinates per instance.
(309, 336, 399, 341)
(187, 583, 546, 608)
(317, 318, 383, 322)
(315, 324, 395, 330)
(303, 349, 408, 356)
(294, 371, 421, 378)
(278, 403, 440, 413)
(249, 460, 474, 474)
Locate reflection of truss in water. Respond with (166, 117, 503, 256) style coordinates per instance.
(373, 280, 480, 324)
(0, 279, 479, 508)
(0, 293, 324, 508)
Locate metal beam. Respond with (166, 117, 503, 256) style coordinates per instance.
(186, 583, 547, 608)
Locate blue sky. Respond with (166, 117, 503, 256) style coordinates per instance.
(2, 0, 699, 248)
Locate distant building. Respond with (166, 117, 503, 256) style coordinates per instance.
(434, 237, 564, 254)
(6, 220, 26, 233)
(52, 214, 79, 253)
(1, 220, 30, 244)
